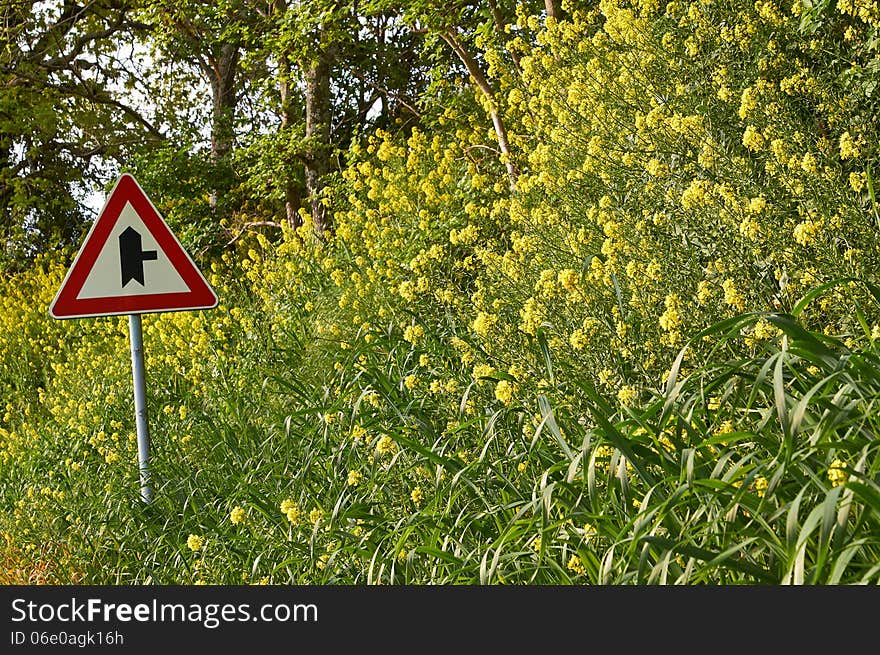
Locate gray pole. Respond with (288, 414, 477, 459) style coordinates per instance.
(129, 313, 152, 503)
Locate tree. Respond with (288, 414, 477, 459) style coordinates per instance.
(140, 0, 247, 212)
(267, 0, 413, 237)
(0, 0, 160, 268)
(236, 1, 429, 237)
(395, 0, 539, 191)
(391, 0, 565, 193)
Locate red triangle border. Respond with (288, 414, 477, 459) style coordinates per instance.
(49, 174, 219, 319)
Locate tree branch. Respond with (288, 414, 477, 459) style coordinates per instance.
(344, 65, 423, 119)
(440, 30, 518, 189)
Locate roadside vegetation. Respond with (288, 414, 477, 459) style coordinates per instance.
(2, 0, 880, 584)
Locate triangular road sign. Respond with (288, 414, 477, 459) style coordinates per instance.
(49, 173, 219, 319)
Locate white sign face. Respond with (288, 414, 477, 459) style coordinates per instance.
(76, 201, 191, 299)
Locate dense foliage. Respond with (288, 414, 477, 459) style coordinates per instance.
(2, 0, 880, 584)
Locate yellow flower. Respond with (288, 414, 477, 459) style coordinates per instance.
(839, 131, 861, 160)
(403, 323, 424, 343)
(569, 329, 588, 351)
(742, 125, 765, 151)
(828, 459, 849, 487)
(410, 486, 423, 506)
(800, 152, 818, 174)
(645, 158, 669, 178)
(657, 434, 675, 453)
(748, 196, 767, 214)
(186, 534, 203, 552)
(714, 420, 735, 435)
(567, 555, 586, 576)
(376, 435, 397, 455)
(658, 293, 681, 332)
(281, 499, 301, 524)
(472, 363, 494, 379)
(347, 470, 362, 486)
(309, 507, 324, 525)
(494, 380, 516, 405)
(752, 319, 779, 341)
(350, 424, 367, 442)
(472, 311, 498, 336)
(722, 278, 746, 311)
(849, 172, 866, 193)
(229, 506, 246, 525)
(680, 178, 712, 209)
(557, 268, 579, 293)
(617, 385, 638, 406)
(754, 476, 768, 498)
(793, 219, 822, 246)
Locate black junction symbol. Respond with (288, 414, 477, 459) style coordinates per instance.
(119, 226, 158, 287)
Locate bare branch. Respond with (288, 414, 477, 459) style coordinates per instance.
(55, 77, 165, 138)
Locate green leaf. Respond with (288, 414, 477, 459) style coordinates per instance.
(537, 394, 574, 461)
(847, 481, 880, 515)
(765, 313, 840, 367)
(640, 536, 773, 582)
(786, 487, 808, 551)
(536, 326, 554, 384)
(773, 347, 791, 449)
(828, 539, 868, 584)
(791, 277, 857, 317)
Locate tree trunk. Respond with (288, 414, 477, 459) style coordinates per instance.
(207, 42, 239, 208)
(0, 140, 11, 256)
(278, 51, 303, 231)
(304, 42, 332, 237)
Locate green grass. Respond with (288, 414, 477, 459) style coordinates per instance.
(2, 265, 880, 585)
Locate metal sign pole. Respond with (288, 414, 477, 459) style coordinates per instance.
(128, 313, 152, 503)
